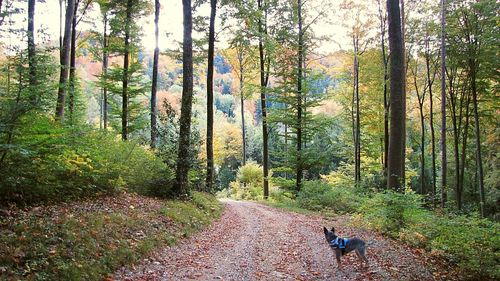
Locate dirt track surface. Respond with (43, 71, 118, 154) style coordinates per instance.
(115, 200, 434, 281)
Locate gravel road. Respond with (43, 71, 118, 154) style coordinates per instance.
(115, 200, 435, 281)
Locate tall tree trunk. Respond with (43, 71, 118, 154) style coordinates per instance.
(60, 0, 63, 60)
(355, 52, 361, 183)
(55, 0, 76, 122)
(458, 94, 471, 211)
(102, 13, 108, 129)
(296, 0, 303, 192)
(121, 0, 132, 141)
(413, 61, 426, 195)
(470, 66, 485, 217)
(205, 0, 217, 191)
(425, 36, 437, 207)
(238, 52, 247, 166)
(386, 0, 405, 191)
(419, 104, 425, 195)
(440, 0, 447, 208)
(68, 0, 79, 123)
(258, 0, 269, 199)
(400, 0, 406, 186)
(173, 0, 194, 196)
(377, 0, 389, 177)
(151, 0, 160, 148)
(28, 0, 36, 98)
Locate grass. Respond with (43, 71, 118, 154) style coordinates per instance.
(0, 192, 223, 280)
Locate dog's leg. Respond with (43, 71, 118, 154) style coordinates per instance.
(358, 247, 368, 263)
(335, 249, 342, 270)
(355, 249, 364, 262)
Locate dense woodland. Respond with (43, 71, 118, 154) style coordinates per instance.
(0, 0, 498, 279)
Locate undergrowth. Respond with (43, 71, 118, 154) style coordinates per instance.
(0, 192, 222, 280)
(0, 116, 173, 205)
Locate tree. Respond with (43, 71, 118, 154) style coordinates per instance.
(121, 0, 132, 140)
(55, 0, 76, 122)
(439, 0, 446, 207)
(150, 0, 160, 147)
(68, 1, 79, 123)
(27, 0, 36, 95)
(206, 0, 217, 192)
(424, 32, 438, 207)
(340, 0, 374, 185)
(296, 0, 303, 192)
(257, 0, 270, 199)
(100, 1, 109, 129)
(376, 0, 389, 175)
(387, 0, 405, 190)
(68, 0, 93, 124)
(410, 56, 428, 195)
(173, 0, 194, 196)
(105, 0, 150, 140)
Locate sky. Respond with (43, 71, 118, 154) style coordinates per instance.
(1, 0, 362, 55)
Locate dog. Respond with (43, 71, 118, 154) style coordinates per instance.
(323, 226, 368, 269)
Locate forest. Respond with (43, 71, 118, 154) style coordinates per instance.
(0, 0, 498, 280)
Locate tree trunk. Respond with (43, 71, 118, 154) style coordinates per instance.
(412, 62, 426, 195)
(69, 0, 79, 123)
(419, 105, 425, 194)
(258, 0, 269, 199)
(440, 0, 447, 208)
(425, 36, 437, 207)
(28, 0, 37, 97)
(102, 13, 108, 129)
(55, 0, 76, 122)
(400, 0, 406, 186)
(377, 0, 389, 177)
(449, 75, 461, 210)
(121, 0, 132, 141)
(150, 0, 160, 148)
(296, 0, 303, 192)
(386, 0, 405, 191)
(173, 0, 194, 196)
(238, 53, 247, 166)
(458, 94, 471, 211)
(470, 66, 485, 217)
(205, 0, 217, 192)
(355, 53, 361, 184)
(59, 0, 63, 60)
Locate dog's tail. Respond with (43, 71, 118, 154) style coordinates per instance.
(365, 240, 377, 247)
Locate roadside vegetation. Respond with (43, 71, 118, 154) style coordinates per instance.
(0, 192, 222, 280)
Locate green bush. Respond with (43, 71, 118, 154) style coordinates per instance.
(358, 190, 500, 279)
(222, 162, 267, 200)
(296, 181, 362, 213)
(429, 215, 499, 279)
(0, 116, 172, 205)
(359, 190, 424, 237)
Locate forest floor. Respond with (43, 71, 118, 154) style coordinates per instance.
(115, 200, 457, 281)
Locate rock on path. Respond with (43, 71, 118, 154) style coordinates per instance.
(115, 200, 434, 281)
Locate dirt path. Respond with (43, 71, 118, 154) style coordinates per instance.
(115, 200, 434, 281)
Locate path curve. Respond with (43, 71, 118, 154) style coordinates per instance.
(115, 200, 434, 281)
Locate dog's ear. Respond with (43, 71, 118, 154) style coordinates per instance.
(331, 227, 335, 233)
(323, 227, 328, 235)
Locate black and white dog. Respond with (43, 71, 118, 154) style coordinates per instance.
(323, 227, 368, 269)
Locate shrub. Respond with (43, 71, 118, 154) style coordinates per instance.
(359, 190, 424, 237)
(221, 162, 268, 200)
(0, 116, 171, 205)
(430, 215, 499, 279)
(296, 181, 362, 213)
(358, 190, 500, 279)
